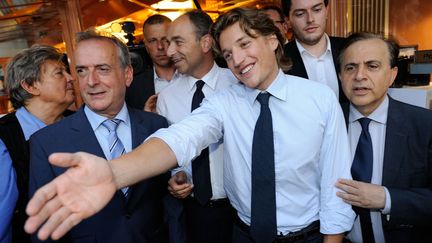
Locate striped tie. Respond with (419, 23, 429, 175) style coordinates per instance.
(102, 119, 128, 196)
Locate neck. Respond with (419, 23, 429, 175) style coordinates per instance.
(154, 65, 176, 81)
(191, 55, 214, 79)
(299, 34, 327, 57)
(25, 100, 69, 125)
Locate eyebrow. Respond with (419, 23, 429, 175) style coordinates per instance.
(292, 3, 324, 12)
(221, 36, 247, 54)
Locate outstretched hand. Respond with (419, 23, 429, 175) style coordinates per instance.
(25, 152, 117, 240)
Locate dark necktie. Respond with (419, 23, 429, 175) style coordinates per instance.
(102, 119, 129, 196)
(191, 80, 212, 205)
(351, 118, 375, 243)
(250, 92, 276, 243)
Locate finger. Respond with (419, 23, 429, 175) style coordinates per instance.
(49, 152, 82, 168)
(36, 204, 70, 240)
(39, 205, 71, 240)
(28, 197, 62, 240)
(335, 181, 358, 194)
(26, 180, 58, 218)
(51, 212, 83, 240)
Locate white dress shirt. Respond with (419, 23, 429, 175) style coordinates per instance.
(153, 67, 181, 94)
(151, 70, 355, 234)
(347, 96, 392, 243)
(84, 103, 132, 159)
(296, 34, 339, 99)
(156, 63, 237, 200)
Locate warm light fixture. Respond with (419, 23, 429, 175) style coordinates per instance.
(151, 0, 195, 10)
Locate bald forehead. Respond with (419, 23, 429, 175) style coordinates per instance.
(342, 38, 391, 65)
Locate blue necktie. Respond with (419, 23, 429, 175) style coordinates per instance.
(102, 119, 129, 196)
(250, 92, 276, 243)
(351, 118, 375, 243)
(191, 80, 212, 205)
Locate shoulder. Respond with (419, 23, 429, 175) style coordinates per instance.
(389, 97, 432, 121)
(32, 109, 82, 140)
(128, 107, 167, 126)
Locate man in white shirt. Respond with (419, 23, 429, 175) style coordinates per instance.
(126, 14, 181, 111)
(336, 32, 432, 243)
(157, 10, 237, 243)
(282, 0, 348, 103)
(25, 8, 355, 243)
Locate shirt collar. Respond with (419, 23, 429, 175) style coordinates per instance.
(296, 33, 332, 58)
(349, 95, 389, 125)
(153, 66, 181, 81)
(245, 69, 288, 106)
(187, 62, 219, 91)
(84, 102, 130, 131)
(15, 106, 46, 140)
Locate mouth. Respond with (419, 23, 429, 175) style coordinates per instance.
(352, 86, 370, 95)
(304, 26, 318, 33)
(88, 91, 106, 97)
(240, 64, 254, 75)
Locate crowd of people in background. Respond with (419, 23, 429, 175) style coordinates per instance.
(1, 0, 431, 243)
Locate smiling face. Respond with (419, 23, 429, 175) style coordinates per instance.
(166, 15, 206, 78)
(288, 0, 328, 46)
(219, 22, 279, 90)
(144, 22, 172, 67)
(339, 38, 398, 116)
(75, 39, 133, 118)
(34, 59, 75, 107)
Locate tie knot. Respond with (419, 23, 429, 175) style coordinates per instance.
(195, 80, 205, 91)
(102, 119, 121, 132)
(358, 118, 371, 132)
(256, 92, 270, 106)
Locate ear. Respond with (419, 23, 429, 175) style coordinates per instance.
(388, 66, 398, 87)
(267, 33, 279, 52)
(124, 65, 134, 87)
(200, 34, 213, 53)
(20, 80, 41, 96)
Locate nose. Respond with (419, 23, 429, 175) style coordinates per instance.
(87, 69, 99, 87)
(157, 40, 164, 50)
(306, 10, 315, 23)
(354, 65, 367, 81)
(232, 49, 244, 68)
(64, 71, 74, 83)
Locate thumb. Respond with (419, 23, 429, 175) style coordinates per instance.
(48, 152, 86, 168)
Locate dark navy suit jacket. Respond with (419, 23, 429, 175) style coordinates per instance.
(126, 66, 155, 110)
(343, 97, 432, 243)
(29, 106, 171, 243)
(284, 36, 348, 103)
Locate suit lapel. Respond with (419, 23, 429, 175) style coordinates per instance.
(382, 98, 408, 186)
(69, 107, 106, 158)
(285, 42, 308, 79)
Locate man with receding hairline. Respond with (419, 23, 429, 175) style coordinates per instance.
(336, 32, 432, 243)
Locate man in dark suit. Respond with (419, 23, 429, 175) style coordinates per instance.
(281, 0, 348, 103)
(126, 14, 179, 111)
(336, 32, 432, 243)
(29, 30, 171, 243)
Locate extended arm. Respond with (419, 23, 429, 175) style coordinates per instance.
(25, 137, 177, 240)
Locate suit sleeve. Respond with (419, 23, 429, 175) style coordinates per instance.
(29, 134, 70, 243)
(387, 138, 432, 227)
